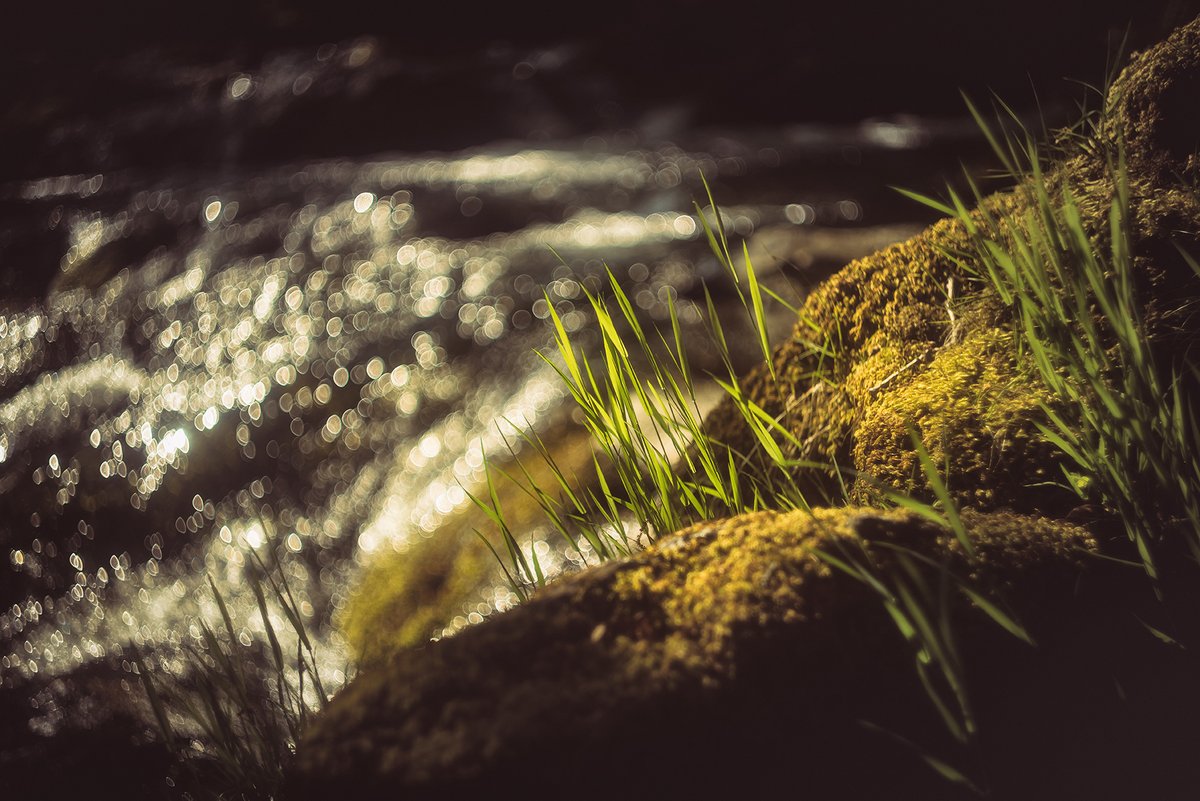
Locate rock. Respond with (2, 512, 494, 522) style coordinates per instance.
(1105, 14, 1200, 182)
(289, 508, 1140, 800)
(340, 417, 600, 667)
(704, 180, 1069, 515)
(339, 530, 498, 666)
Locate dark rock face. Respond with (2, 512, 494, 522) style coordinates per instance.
(287, 16, 1200, 801)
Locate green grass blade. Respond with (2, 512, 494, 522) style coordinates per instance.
(959, 586, 1035, 645)
(908, 428, 972, 556)
(891, 186, 956, 217)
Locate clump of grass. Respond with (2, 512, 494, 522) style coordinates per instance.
(908, 99, 1200, 589)
(468, 177, 838, 598)
(135, 542, 340, 800)
(877, 85, 1200, 784)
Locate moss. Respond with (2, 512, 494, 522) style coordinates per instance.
(341, 419, 600, 666)
(1103, 14, 1200, 184)
(289, 507, 1100, 799)
(851, 325, 1059, 509)
(705, 189, 1066, 512)
(340, 532, 497, 666)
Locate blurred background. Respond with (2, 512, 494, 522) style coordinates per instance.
(0, 1, 1196, 796)
(5, 0, 1199, 187)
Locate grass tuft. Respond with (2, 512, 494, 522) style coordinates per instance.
(471, 176, 1044, 790)
(137, 537, 342, 799)
(470, 178, 837, 594)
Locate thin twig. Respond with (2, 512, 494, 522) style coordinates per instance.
(869, 352, 929, 395)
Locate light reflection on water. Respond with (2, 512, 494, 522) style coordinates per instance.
(0, 106, 941, 742)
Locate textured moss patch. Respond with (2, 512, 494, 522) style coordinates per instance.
(340, 532, 497, 666)
(1104, 14, 1200, 183)
(851, 325, 1057, 509)
(705, 190, 1065, 512)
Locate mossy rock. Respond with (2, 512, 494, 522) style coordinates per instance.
(340, 532, 498, 666)
(706, 17, 1200, 516)
(291, 507, 1200, 799)
(851, 323, 1056, 509)
(704, 189, 1076, 514)
(291, 509, 1069, 797)
(1104, 13, 1200, 184)
(341, 419, 600, 666)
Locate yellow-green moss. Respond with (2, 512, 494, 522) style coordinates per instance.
(608, 507, 1096, 671)
(341, 420, 601, 665)
(851, 325, 1058, 508)
(705, 190, 1063, 511)
(340, 532, 497, 666)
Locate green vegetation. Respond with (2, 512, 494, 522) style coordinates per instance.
(906, 97, 1200, 592)
(471, 179, 840, 599)
(338, 420, 602, 667)
(470, 180, 1045, 787)
(136, 543, 342, 800)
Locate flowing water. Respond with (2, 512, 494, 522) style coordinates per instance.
(0, 35, 983, 786)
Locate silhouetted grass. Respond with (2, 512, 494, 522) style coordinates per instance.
(136, 541, 342, 800)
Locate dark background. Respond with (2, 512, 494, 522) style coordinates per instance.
(2, 0, 1198, 182)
